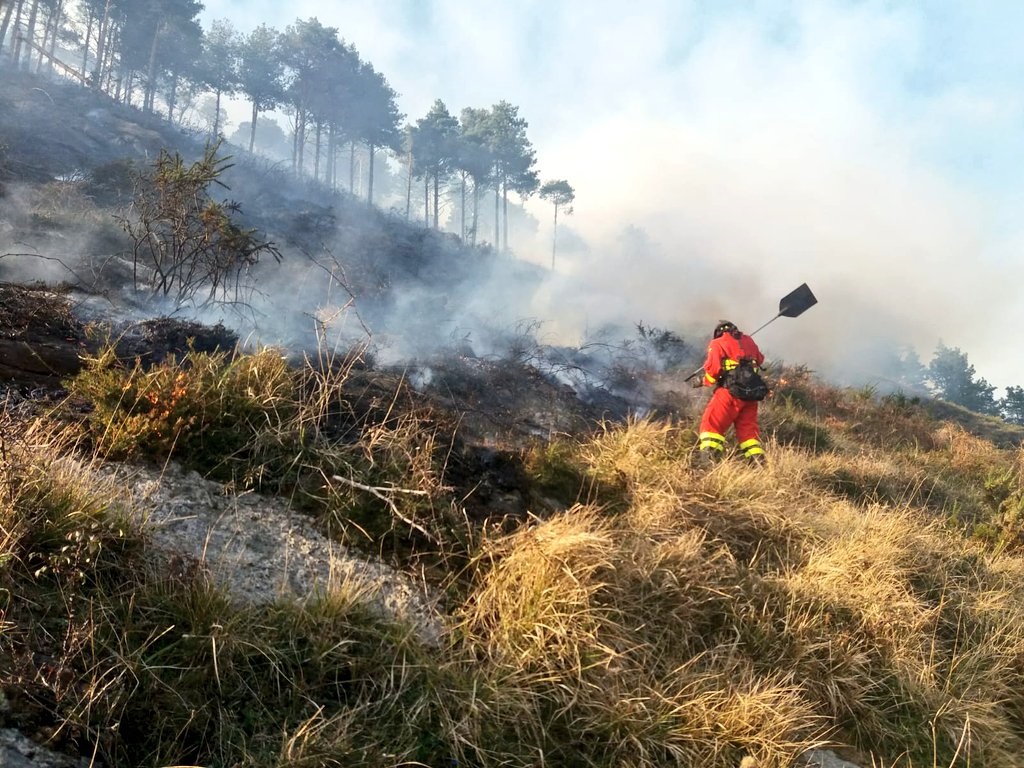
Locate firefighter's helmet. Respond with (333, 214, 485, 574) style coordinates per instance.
(713, 320, 739, 339)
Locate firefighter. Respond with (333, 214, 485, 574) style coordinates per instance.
(692, 320, 767, 464)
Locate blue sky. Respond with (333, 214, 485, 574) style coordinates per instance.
(200, 0, 1024, 390)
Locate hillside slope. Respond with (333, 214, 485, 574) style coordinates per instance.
(4, 63, 1024, 768)
(1, 65, 549, 365)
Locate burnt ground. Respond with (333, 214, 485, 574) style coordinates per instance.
(0, 280, 652, 523)
(0, 63, 697, 535)
(0, 282, 238, 386)
(0, 283, 88, 385)
(0, 68, 186, 186)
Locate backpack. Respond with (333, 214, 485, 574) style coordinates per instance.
(725, 358, 769, 402)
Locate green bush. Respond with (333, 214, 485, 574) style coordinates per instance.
(68, 344, 298, 484)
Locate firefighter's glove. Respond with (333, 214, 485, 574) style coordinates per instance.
(690, 377, 704, 389)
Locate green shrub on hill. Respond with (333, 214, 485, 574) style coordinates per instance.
(68, 344, 297, 479)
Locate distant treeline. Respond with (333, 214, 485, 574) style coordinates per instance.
(884, 342, 1024, 423)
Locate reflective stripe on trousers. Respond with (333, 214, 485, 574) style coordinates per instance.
(699, 431, 726, 453)
(700, 388, 762, 446)
(739, 438, 764, 458)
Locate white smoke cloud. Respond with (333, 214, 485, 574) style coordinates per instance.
(196, 0, 1024, 392)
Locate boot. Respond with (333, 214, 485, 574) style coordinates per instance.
(694, 448, 721, 470)
(746, 452, 767, 468)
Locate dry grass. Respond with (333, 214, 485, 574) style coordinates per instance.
(451, 493, 827, 766)
(0, 418, 140, 588)
(68, 343, 297, 472)
(66, 341, 460, 549)
(448, 407, 1024, 766)
(7, 355, 1024, 766)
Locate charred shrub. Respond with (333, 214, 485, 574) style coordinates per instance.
(635, 322, 690, 371)
(119, 140, 280, 309)
(28, 178, 97, 229)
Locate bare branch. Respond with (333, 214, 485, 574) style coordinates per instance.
(329, 473, 438, 544)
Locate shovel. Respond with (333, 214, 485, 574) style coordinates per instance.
(684, 283, 818, 382)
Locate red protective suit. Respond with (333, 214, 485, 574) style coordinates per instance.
(698, 329, 766, 461)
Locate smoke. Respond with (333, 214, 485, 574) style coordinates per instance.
(0, 181, 125, 288)
(498, 2, 1024, 393)
(4, 1, 1021, 401)
(197, 0, 1024, 393)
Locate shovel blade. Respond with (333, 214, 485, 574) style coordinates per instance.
(778, 283, 817, 318)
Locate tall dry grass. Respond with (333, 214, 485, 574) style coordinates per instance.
(452, 410, 1024, 766)
(6, 353, 1024, 766)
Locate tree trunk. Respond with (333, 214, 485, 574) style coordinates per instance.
(34, 0, 48, 72)
(167, 69, 178, 124)
(144, 20, 161, 113)
(92, 0, 110, 88)
(336, 142, 343, 190)
(248, 101, 258, 152)
(349, 142, 356, 192)
(291, 113, 299, 172)
(313, 120, 322, 181)
(22, 0, 38, 70)
(0, 1, 16, 57)
(213, 89, 222, 137)
(42, 0, 61, 74)
(35, 0, 50, 73)
(423, 177, 428, 225)
(368, 143, 375, 205)
(123, 70, 132, 107)
(433, 173, 439, 229)
(471, 181, 479, 246)
(460, 172, 467, 240)
(80, 8, 92, 75)
(103, 26, 118, 94)
(10, 0, 24, 66)
(494, 180, 500, 251)
(296, 110, 306, 175)
(326, 125, 335, 188)
(405, 149, 412, 220)
(502, 179, 509, 253)
(551, 202, 559, 270)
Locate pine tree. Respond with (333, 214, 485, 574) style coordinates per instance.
(1001, 385, 1024, 425)
(927, 342, 999, 415)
